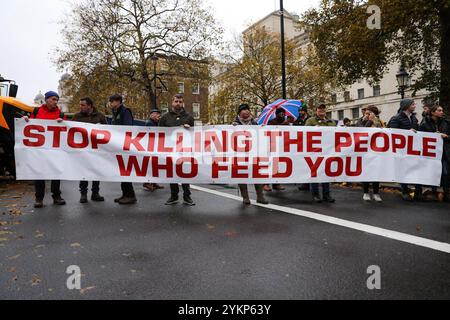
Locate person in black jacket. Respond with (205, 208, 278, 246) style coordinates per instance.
(143, 109, 164, 192)
(109, 94, 137, 205)
(388, 99, 422, 201)
(419, 105, 450, 202)
(160, 94, 196, 206)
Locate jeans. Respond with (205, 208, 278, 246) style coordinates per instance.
(79, 181, 100, 195)
(35, 180, 61, 200)
(311, 183, 330, 196)
(170, 184, 191, 197)
(363, 182, 380, 194)
(121, 182, 135, 197)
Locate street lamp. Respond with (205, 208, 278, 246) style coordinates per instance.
(151, 54, 159, 110)
(280, 0, 287, 99)
(396, 63, 410, 99)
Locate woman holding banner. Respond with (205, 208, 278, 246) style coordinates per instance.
(358, 105, 384, 202)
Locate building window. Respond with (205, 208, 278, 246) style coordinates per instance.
(344, 91, 350, 102)
(357, 88, 365, 100)
(192, 103, 200, 119)
(331, 94, 337, 104)
(177, 82, 185, 94)
(338, 110, 344, 120)
(160, 102, 168, 114)
(352, 108, 360, 119)
(192, 83, 200, 95)
(373, 85, 381, 97)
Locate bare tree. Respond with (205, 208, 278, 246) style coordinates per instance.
(57, 0, 222, 111)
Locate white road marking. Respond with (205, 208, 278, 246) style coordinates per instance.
(191, 185, 450, 254)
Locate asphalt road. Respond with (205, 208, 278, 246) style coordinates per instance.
(0, 181, 449, 300)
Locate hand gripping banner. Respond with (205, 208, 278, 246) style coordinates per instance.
(14, 119, 443, 186)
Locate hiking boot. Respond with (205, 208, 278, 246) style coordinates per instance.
(114, 196, 124, 203)
(165, 196, 179, 205)
(53, 195, 66, 206)
(312, 194, 322, 203)
(183, 195, 195, 206)
(118, 196, 137, 205)
(255, 185, 269, 204)
(154, 184, 164, 190)
(34, 199, 44, 208)
(80, 194, 88, 204)
(323, 195, 336, 203)
(263, 185, 273, 192)
(239, 185, 251, 205)
(91, 193, 105, 202)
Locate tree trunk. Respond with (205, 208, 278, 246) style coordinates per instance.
(439, 6, 450, 113)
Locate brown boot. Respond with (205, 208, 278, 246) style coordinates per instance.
(34, 199, 44, 208)
(255, 185, 269, 204)
(239, 184, 251, 205)
(118, 196, 137, 205)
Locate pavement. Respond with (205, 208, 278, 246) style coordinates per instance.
(0, 180, 449, 300)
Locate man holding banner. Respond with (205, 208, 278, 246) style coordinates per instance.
(159, 94, 196, 206)
(23, 91, 66, 208)
(305, 104, 336, 203)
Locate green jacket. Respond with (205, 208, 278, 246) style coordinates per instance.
(159, 108, 195, 127)
(305, 116, 336, 127)
(72, 108, 107, 125)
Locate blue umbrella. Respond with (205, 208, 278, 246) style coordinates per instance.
(257, 99, 303, 125)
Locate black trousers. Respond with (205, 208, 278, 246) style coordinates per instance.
(79, 181, 100, 195)
(35, 180, 61, 200)
(363, 182, 380, 194)
(170, 184, 191, 197)
(121, 182, 135, 197)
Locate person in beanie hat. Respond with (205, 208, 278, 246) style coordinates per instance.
(143, 108, 164, 192)
(232, 104, 268, 205)
(22, 90, 66, 208)
(109, 94, 137, 205)
(388, 99, 422, 201)
(72, 97, 107, 203)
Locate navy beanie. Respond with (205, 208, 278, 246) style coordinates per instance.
(45, 91, 60, 100)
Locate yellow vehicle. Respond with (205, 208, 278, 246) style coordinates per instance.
(0, 75, 34, 178)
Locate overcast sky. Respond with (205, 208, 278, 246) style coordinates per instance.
(0, 0, 319, 104)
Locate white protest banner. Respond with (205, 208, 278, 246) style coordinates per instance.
(14, 119, 443, 185)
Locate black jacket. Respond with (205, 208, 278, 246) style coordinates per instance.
(388, 112, 419, 130)
(231, 115, 257, 126)
(112, 105, 133, 126)
(419, 116, 450, 162)
(159, 109, 194, 127)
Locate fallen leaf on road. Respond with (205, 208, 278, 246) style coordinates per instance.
(207, 224, 215, 230)
(35, 245, 45, 249)
(224, 231, 238, 237)
(35, 231, 44, 238)
(8, 267, 17, 273)
(70, 243, 81, 248)
(0, 230, 13, 235)
(0, 237, 8, 242)
(80, 286, 96, 295)
(8, 254, 21, 260)
(11, 276, 18, 282)
(31, 275, 41, 286)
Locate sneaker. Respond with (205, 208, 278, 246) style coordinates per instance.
(34, 199, 44, 208)
(373, 194, 383, 202)
(91, 193, 105, 202)
(53, 195, 66, 206)
(165, 196, 179, 205)
(80, 194, 88, 204)
(312, 195, 322, 203)
(183, 196, 195, 206)
(118, 196, 137, 205)
(363, 193, 371, 201)
(114, 196, 124, 203)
